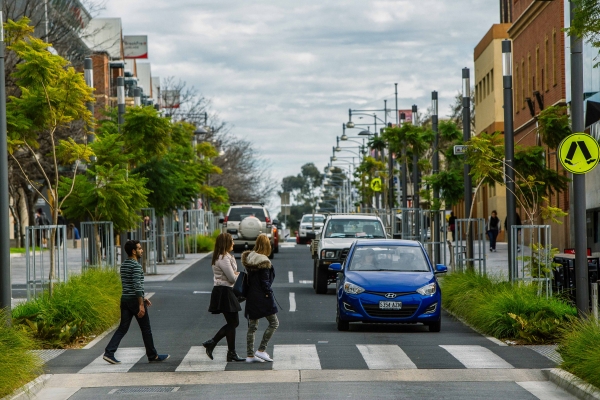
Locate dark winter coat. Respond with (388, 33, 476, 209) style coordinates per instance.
(241, 250, 278, 320)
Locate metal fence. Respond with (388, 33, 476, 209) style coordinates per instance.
(81, 221, 115, 270)
(25, 225, 67, 299)
(421, 210, 448, 266)
(511, 224, 552, 297)
(391, 208, 421, 240)
(128, 208, 157, 274)
(157, 213, 177, 264)
(453, 218, 486, 274)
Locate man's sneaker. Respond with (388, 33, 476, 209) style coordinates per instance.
(103, 354, 121, 364)
(149, 354, 170, 363)
(246, 356, 265, 363)
(255, 350, 273, 362)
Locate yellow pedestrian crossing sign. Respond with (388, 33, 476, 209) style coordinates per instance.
(370, 178, 382, 192)
(558, 133, 600, 174)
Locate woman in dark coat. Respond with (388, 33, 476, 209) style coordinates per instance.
(241, 234, 279, 363)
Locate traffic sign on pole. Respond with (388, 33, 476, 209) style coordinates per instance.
(453, 145, 468, 155)
(370, 178, 382, 192)
(558, 133, 600, 174)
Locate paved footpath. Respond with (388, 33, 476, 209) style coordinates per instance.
(13, 246, 577, 400)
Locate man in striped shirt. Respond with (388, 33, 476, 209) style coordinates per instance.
(103, 240, 169, 364)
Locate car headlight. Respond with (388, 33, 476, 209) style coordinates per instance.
(417, 283, 436, 296)
(343, 282, 365, 295)
(321, 250, 337, 259)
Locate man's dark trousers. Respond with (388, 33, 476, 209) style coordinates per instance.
(104, 298, 158, 361)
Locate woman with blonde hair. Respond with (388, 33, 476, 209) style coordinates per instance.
(241, 234, 279, 363)
(202, 233, 245, 362)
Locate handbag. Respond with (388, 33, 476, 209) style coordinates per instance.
(233, 270, 249, 302)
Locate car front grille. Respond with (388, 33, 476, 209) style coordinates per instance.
(340, 248, 350, 260)
(362, 303, 419, 318)
(365, 291, 417, 297)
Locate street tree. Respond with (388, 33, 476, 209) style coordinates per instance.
(567, 0, 600, 65)
(6, 18, 94, 293)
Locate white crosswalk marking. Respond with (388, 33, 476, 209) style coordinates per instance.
(517, 382, 577, 400)
(356, 345, 418, 370)
(79, 347, 146, 374)
(439, 345, 514, 369)
(289, 292, 296, 312)
(176, 346, 228, 372)
(273, 344, 321, 370)
(288, 271, 294, 283)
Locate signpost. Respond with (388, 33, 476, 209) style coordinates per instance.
(124, 35, 148, 59)
(370, 178, 382, 192)
(558, 133, 600, 174)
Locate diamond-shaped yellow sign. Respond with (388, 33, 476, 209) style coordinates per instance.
(558, 133, 600, 174)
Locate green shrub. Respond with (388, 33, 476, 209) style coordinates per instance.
(558, 318, 600, 389)
(440, 271, 577, 343)
(185, 233, 217, 253)
(0, 309, 43, 398)
(12, 268, 121, 348)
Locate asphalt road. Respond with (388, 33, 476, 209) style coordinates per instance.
(38, 245, 575, 400)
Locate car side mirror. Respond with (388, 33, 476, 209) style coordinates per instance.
(219, 218, 225, 224)
(434, 264, 448, 274)
(329, 263, 343, 272)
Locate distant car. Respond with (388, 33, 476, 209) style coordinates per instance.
(330, 239, 447, 332)
(220, 203, 276, 258)
(298, 214, 326, 244)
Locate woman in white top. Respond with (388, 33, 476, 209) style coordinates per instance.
(202, 233, 245, 362)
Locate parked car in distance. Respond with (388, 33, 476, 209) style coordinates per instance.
(298, 213, 326, 244)
(330, 239, 447, 332)
(219, 203, 276, 258)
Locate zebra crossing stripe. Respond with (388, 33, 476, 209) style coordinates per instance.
(79, 347, 146, 374)
(356, 345, 417, 370)
(176, 346, 228, 372)
(273, 345, 321, 370)
(439, 345, 514, 369)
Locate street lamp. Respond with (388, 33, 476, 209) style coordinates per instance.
(117, 76, 125, 132)
(432, 91, 440, 264)
(340, 123, 348, 141)
(134, 87, 141, 107)
(462, 67, 474, 269)
(503, 40, 516, 281)
(400, 112, 408, 209)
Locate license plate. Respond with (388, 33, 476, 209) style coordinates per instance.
(379, 301, 402, 310)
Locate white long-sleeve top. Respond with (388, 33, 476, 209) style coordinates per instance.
(212, 253, 238, 287)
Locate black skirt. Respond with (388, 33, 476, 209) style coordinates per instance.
(208, 286, 241, 314)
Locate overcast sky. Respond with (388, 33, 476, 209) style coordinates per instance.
(98, 0, 499, 201)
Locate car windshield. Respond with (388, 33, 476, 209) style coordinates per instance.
(348, 245, 431, 272)
(302, 215, 325, 224)
(228, 208, 266, 222)
(324, 219, 386, 238)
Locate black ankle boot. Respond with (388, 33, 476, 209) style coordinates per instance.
(226, 350, 245, 362)
(202, 339, 217, 360)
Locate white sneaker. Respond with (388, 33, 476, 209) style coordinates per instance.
(246, 356, 265, 363)
(255, 350, 273, 362)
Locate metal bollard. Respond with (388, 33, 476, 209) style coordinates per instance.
(592, 282, 599, 320)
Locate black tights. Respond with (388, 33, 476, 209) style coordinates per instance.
(213, 311, 239, 351)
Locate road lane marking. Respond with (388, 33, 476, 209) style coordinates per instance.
(517, 381, 576, 400)
(289, 292, 296, 312)
(288, 271, 294, 283)
(193, 291, 211, 294)
(299, 280, 313, 284)
(356, 345, 417, 370)
(440, 345, 514, 369)
(79, 347, 146, 374)
(273, 345, 321, 370)
(176, 346, 228, 372)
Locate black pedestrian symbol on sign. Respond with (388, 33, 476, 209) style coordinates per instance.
(564, 141, 596, 166)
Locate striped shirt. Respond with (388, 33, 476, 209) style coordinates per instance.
(121, 258, 145, 299)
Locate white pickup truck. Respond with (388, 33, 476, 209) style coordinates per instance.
(311, 214, 387, 294)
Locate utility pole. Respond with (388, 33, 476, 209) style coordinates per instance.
(503, 41, 516, 281)
(390, 83, 397, 210)
(0, 8, 11, 312)
(401, 112, 407, 209)
(432, 91, 440, 264)
(462, 68, 474, 270)
(117, 77, 127, 259)
(570, 1, 589, 316)
(412, 105, 419, 208)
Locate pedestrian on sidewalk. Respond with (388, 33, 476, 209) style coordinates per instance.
(202, 233, 245, 362)
(103, 240, 169, 365)
(448, 212, 456, 242)
(486, 210, 501, 252)
(242, 234, 279, 363)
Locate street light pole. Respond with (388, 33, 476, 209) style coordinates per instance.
(84, 58, 94, 148)
(570, 1, 589, 316)
(134, 87, 141, 107)
(462, 68, 474, 270)
(432, 91, 440, 264)
(503, 41, 516, 281)
(117, 77, 125, 131)
(400, 113, 408, 209)
(0, 10, 11, 312)
(412, 105, 419, 208)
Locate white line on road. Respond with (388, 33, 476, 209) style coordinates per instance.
(517, 381, 577, 400)
(79, 347, 146, 374)
(299, 280, 313, 284)
(273, 345, 321, 370)
(356, 345, 417, 370)
(440, 345, 514, 369)
(288, 271, 294, 283)
(176, 346, 228, 372)
(289, 292, 296, 312)
(193, 291, 212, 294)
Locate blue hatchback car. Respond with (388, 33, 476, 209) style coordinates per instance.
(330, 240, 448, 332)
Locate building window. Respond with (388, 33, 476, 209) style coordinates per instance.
(521, 59, 525, 109)
(536, 45, 540, 91)
(528, 52, 531, 95)
(552, 29, 557, 86)
(515, 64, 520, 112)
(491, 69, 494, 92)
(545, 36, 549, 91)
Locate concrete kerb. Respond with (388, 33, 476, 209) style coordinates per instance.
(545, 369, 600, 400)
